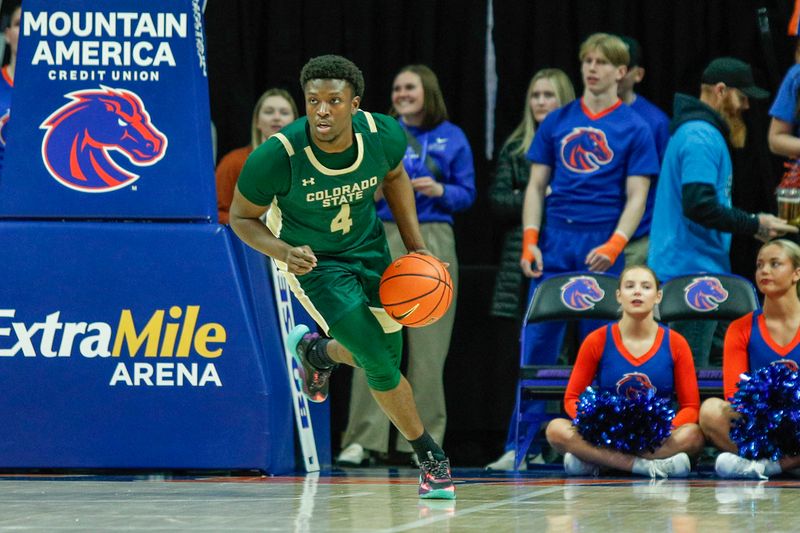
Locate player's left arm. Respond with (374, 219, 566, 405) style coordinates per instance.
(585, 175, 649, 272)
(383, 161, 428, 254)
(670, 330, 700, 427)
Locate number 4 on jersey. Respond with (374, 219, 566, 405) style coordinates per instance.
(331, 203, 353, 234)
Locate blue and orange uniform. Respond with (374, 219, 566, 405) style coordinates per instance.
(0, 65, 13, 176)
(564, 324, 700, 428)
(523, 98, 659, 360)
(722, 310, 800, 400)
(501, 98, 659, 455)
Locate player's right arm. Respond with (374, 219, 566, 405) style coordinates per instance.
(230, 135, 317, 275)
(520, 163, 551, 278)
(229, 189, 317, 275)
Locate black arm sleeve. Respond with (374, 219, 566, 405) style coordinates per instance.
(682, 182, 759, 235)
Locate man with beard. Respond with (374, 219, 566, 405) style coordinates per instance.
(648, 57, 797, 367)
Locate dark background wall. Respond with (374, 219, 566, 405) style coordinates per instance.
(204, 0, 800, 465)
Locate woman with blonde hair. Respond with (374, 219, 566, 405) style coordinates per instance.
(485, 68, 576, 470)
(700, 239, 800, 478)
(215, 88, 297, 224)
(546, 264, 703, 478)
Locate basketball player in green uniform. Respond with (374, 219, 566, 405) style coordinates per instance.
(230, 55, 455, 499)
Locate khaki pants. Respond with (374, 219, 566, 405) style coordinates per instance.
(623, 234, 649, 267)
(341, 222, 457, 453)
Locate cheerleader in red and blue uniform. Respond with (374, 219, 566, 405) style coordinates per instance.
(700, 239, 800, 479)
(546, 265, 704, 477)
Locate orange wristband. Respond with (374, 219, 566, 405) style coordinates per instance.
(594, 231, 629, 264)
(521, 227, 539, 262)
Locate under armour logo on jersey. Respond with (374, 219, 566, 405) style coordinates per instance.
(560, 127, 614, 173)
(302, 177, 315, 186)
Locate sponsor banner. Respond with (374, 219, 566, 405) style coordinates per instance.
(0, 0, 215, 220)
(0, 222, 293, 471)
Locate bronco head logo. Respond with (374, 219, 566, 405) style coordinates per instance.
(771, 359, 799, 372)
(0, 109, 9, 146)
(560, 276, 605, 311)
(684, 276, 729, 312)
(560, 127, 614, 173)
(616, 372, 656, 400)
(40, 86, 167, 192)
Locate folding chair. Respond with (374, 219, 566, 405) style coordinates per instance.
(514, 272, 621, 470)
(658, 273, 760, 398)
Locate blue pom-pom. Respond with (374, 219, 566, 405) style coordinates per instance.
(730, 364, 800, 461)
(573, 387, 674, 454)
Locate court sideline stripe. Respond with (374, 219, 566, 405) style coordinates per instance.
(379, 486, 565, 533)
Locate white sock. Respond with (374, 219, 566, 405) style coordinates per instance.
(631, 457, 652, 476)
(764, 460, 782, 476)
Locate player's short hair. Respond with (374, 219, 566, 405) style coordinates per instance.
(579, 33, 630, 68)
(300, 55, 365, 99)
(390, 64, 448, 130)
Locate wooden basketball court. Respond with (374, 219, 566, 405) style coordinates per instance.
(2, 466, 798, 531)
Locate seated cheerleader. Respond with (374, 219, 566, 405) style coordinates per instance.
(546, 265, 705, 477)
(700, 239, 800, 479)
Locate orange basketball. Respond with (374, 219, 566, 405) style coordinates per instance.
(379, 253, 453, 327)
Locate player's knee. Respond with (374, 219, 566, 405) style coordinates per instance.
(365, 366, 401, 392)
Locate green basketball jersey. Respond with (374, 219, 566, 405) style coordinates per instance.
(265, 111, 402, 257)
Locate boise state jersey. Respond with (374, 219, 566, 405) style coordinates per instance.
(527, 98, 659, 224)
(238, 110, 404, 258)
(770, 63, 800, 135)
(0, 66, 13, 176)
(597, 324, 675, 400)
(747, 310, 800, 373)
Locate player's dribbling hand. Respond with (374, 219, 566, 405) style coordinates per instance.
(520, 244, 544, 278)
(286, 245, 317, 275)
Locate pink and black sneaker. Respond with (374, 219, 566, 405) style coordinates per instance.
(286, 325, 333, 403)
(418, 451, 456, 500)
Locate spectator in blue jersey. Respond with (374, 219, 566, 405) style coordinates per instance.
(337, 64, 475, 467)
(648, 57, 796, 367)
(0, 2, 20, 176)
(617, 35, 671, 266)
(485, 68, 576, 471)
(511, 33, 659, 470)
(768, 55, 800, 159)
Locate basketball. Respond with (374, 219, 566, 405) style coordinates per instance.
(379, 253, 453, 327)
